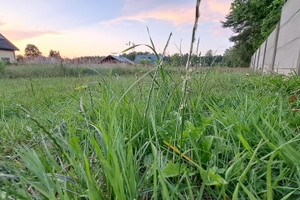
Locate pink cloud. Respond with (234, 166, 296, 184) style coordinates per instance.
(0, 20, 61, 41)
(100, 1, 232, 27)
(127, 4, 195, 26)
(200, 0, 232, 23)
(100, 4, 194, 26)
(207, 0, 232, 15)
(0, 30, 61, 41)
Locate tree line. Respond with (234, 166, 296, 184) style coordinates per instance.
(17, 44, 62, 62)
(17, 44, 227, 67)
(120, 50, 224, 67)
(17, 44, 105, 64)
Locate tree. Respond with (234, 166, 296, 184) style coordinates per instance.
(16, 55, 24, 63)
(170, 53, 182, 67)
(222, 47, 241, 67)
(120, 51, 153, 62)
(25, 44, 42, 57)
(140, 59, 152, 65)
(120, 52, 136, 61)
(222, 0, 284, 67)
(204, 49, 214, 66)
(261, 0, 285, 38)
(49, 50, 61, 58)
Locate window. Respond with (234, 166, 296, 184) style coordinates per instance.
(1, 57, 10, 62)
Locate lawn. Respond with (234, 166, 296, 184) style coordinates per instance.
(0, 66, 299, 199)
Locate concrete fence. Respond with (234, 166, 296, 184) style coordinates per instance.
(250, 0, 300, 75)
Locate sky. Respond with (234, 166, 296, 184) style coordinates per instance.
(0, 0, 233, 58)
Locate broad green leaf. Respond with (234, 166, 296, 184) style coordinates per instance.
(201, 136, 213, 162)
(200, 167, 228, 186)
(163, 162, 186, 178)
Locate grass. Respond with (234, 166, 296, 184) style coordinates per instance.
(0, 63, 153, 79)
(1, 2, 299, 198)
(0, 65, 299, 199)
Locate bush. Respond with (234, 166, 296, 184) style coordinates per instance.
(0, 60, 9, 73)
(140, 59, 153, 65)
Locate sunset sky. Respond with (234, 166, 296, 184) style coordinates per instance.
(0, 0, 233, 58)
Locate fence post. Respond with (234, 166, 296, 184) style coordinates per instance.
(256, 47, 261, 71)
(262, 39, 268, 72)
(253, 53, 257, 69)
(252, 52, 257, 70)
(271, 23, 280, 72)
(297, 48, 300, 75)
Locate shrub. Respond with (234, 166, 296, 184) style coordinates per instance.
(140, 59, 153, 65)
(0, 60, 9, 73)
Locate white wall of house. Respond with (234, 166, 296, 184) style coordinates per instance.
(0, 49, 15, 62)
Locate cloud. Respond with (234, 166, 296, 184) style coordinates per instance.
(100, 1, 231, 28)
(0, 30, 61, 41)
(207, 0, 232, 15)
(100, 4, 194, 26)
(0, 19, 61, 41)
(199, 0, 232, 23)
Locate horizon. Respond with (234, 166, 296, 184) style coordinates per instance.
(0, 0, 233, 58)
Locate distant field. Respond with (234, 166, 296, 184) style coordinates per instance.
(0, 66, 299, 199)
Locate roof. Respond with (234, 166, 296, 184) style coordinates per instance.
(134, 54, 162, 63)
(101, 55, 134, 64)
(110, 55, 134, 64)
(0, 33, 19, 51)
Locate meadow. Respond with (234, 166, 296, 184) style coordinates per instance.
(0, 64, 299, 199)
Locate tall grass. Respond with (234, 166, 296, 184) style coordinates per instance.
(1, 0, 300, 198)
(0, 63, 153, 79)
(0, 64, 299, 199)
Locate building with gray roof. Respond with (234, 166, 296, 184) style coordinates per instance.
(134, 54, 162, 64)
(100, 55, 134, 65)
